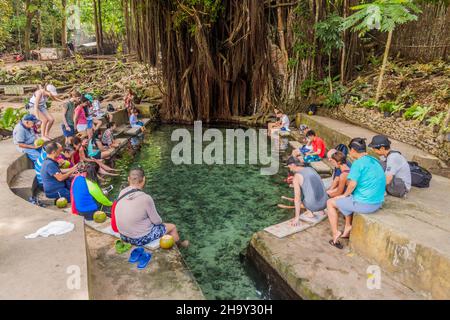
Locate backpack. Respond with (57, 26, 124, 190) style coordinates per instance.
(110, 188, 141, 232)
(388, 151, 432, 188)
(335, 143, 349, 156)
(408, 161, 432, 188)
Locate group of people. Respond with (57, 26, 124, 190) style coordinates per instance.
(270, 111, 412, 249)
(12, 84, 187, 249)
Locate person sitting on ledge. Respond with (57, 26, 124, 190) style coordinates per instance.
(267, 108, 280, 136)
(326, 138, 386, 249)
(130, 108, 146, 133)
(292, 129, 326, 164)
(326, 150, 351, 198)
(40, 142, 78, 202)
(269, 110, 290, 137)
(286, 156, 328, 226)
(114, 168, 189, 247)
(71, 162, 113, 220)
(12, 114, 42, 166)
(102, 122, 120, 149)
(369, 135, 411, 198)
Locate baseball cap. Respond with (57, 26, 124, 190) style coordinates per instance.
(299, 124, 308, 131)
(84, 94, 94, 103)
(46, 84, 58, 97)
(368, 135, 391, 149)
(23, 114, 38, 122)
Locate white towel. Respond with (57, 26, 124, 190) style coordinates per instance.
(25, 221, 75, 239)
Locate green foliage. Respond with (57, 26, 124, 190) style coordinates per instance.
(315, 14, 344, 55)
(324, 88, 344, 108)
(427, 112, 444, 128)
(360, 98, 378, 109)
(0, 108, 28, 131)
(342, 0, 421, 35)
(378, 100, 396, 113)
(403, 103, 432, 122)
(173, 0, 224, 30)
(390, 102, 406, 114)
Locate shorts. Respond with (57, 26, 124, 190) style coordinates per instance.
(120, 224, 167, 246)
(87, 119, 93, 129)
(77, 124, 88, 132)
(336, 195, 382, 216)
(61, 124, 75, 137)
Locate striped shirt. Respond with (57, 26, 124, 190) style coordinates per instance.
(35, 150, 47, 185)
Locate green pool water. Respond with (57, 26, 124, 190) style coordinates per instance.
(111, 125, 292, 300)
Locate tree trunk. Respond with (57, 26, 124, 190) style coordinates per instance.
(375, 30, 393, 103)
(98, 0, 104, 54)
(340, 0, 348, 84)
(24, 0, 35, 60)
(276, 0, 289, 97)
(61, 0, 67, 50)
(36, 9, 42, 48)
(328, 54, 333, 93)
(93, 0, 103, 54)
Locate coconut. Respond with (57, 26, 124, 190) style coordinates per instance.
(60, 160, 71, 169)
(34, 138, 45, 148)
(93, 211, 107, 223)
(56, 197, 68, 208)
(159, 235, 175, 249)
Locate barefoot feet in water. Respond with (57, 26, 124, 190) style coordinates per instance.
(178, 240, 189, 248)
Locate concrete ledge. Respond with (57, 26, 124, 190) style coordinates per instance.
(10, 169, 37, 200)
(0, 147, 89, 299)
(249, 225, 422, 300)
(350, 180, 450, 299)
(298, 114, 442, 171)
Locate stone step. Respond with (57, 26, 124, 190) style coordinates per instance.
(350, 188, 450, 299)
(108, 138, 129, 158)
(10, 169, 37, 200)
(35, 190, 57, 206)
(249, 222, 424, 300)
(124, 119, 150, 136)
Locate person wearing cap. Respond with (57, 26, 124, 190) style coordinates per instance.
(326, 138, 386, 249)
(12, 114, 42, 165)
(28, 84, 62, 139)
(286, 156, 328, 226)
(369, 135, 411, 198)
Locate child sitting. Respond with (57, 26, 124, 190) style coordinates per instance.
(129, 109, 146, 132)
(102, 122, 120, 149)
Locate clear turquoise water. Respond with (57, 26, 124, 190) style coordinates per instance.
(111, 125, 292, 300)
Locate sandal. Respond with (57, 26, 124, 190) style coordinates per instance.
(115, 239, 132, 254)
(329, 239, 344, 249)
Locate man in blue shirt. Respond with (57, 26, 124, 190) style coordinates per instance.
(12, 114, 41, 165)
(326, 137, 386, 249)
(40, 142, 77, 201)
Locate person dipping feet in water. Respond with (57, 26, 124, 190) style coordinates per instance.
(114, 168, 189, 248)
(286, 156, 328, 226)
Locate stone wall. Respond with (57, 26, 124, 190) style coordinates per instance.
(320, 105, 450, 164)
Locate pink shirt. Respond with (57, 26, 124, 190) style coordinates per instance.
(74, 105, 87, 125)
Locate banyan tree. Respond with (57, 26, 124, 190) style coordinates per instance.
(122, 0, 450, 123)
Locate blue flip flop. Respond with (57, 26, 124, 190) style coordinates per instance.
(137, 251, 152, 270)
(128, 247, 144, 263)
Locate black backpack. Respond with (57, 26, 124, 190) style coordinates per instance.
(408, 161, 432, 188)
(335, 143, 349, 156)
